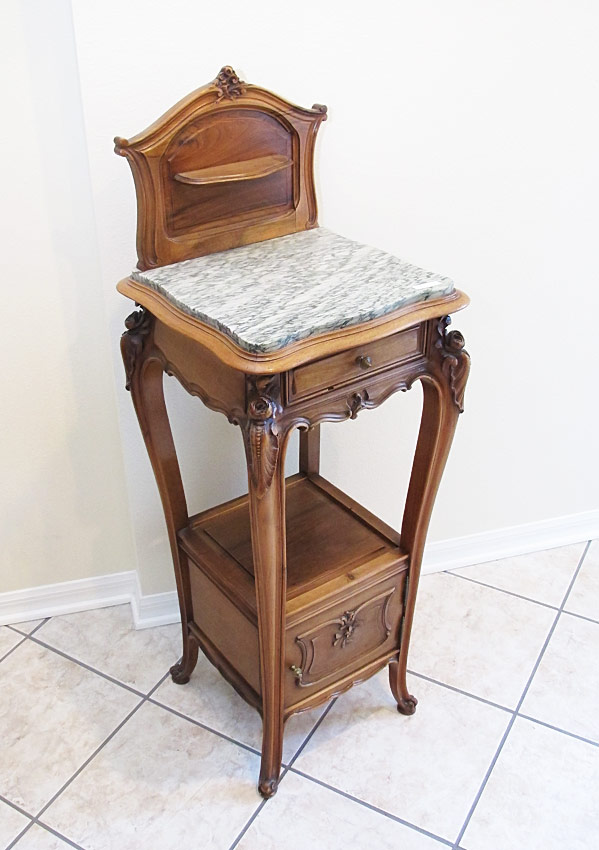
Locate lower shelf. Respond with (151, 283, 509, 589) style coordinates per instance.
(178, 473, 408, 713)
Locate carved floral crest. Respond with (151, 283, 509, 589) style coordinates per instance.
(214, 66, 246, 100)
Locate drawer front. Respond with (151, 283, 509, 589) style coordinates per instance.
(285, 572, 405, 705)
(287, 325, 423, 402)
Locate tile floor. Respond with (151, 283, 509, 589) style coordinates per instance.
(1, 540, 598, 849)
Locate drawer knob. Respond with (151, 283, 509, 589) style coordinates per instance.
(357, 355, 372, 370)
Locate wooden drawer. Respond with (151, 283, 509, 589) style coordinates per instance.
(287, 325, 423, 402)
(285, 570, 405, 708)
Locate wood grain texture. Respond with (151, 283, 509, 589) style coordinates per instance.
(114, 66, 326, 268)
(174, 154, 292, 185)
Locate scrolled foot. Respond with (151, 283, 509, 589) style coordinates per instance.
(258, 777, 278, 799)
(169, 660, 191, 685)
(396, 694, 418, 715)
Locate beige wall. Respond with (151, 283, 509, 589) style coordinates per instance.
(70, 0, 598, 595)
(2, 0, 597, 600)
(0, 0, 136, 592)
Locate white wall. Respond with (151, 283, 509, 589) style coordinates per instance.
(6, 0, 596, 602)
(0, 0, 136, 592)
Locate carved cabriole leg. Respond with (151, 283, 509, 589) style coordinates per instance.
(390, 317, 470, 714)
(121, 308, 198, 684)
(299, 424, 320, 476)
(241, 375, 288, 799)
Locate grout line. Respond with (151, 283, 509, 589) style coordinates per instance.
(409, 668, 599, 751)
(517, 713, 599, 749)
(451, 540, 591, 849)
(146, 696, 263, 758)
(0, 793, 33, 819)
(227, 798, 268, 850)
(32, 822, 87, 850)
(289, 767, 454, 847)
(445, 571, 561, 611)
(407, 670, 513, 713)
(0, 633, 28, 664)
(4, 618, 50, 638)
(147, 669, 171, 698)
(34, 698, 146, 820)
(27, 635, 146, 698)
(560, 608, 599, 627)
(29, 618, 51, 636)
(285, 697, 338, 768)
(5, 821, 35, 850)
(5, 624, 29, 636)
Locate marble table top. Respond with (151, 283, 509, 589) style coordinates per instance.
(131, 228, 455, 353)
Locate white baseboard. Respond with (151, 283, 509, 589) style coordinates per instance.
(0, 569, 181, 631)
(422, 508, 599, 574)
(130, 574, 180, 630)
(1, 509, 597, 630)
(0, 571, 137, 628)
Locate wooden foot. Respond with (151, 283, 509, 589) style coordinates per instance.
(258, 777, 279, 799)
(170, 634, 198, 684)
(388, 660, 418, 714)
(396, 695, 418, 715)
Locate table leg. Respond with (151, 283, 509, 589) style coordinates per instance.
(121, 309, 198, 684)
(390, 319, 470, 713)
(241, 383, 288, 798)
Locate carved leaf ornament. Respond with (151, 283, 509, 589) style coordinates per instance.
(243, 377, 281, 498)
(435, 316, 469, 413)
(121, 308, 153, 390)
(333, 610, 358, 648)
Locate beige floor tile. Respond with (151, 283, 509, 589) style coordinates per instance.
(293, 671, 510, 841)
(0, 626, 23, 658)
(238, 770, 443, 850)
(0, 799, 29, 847)
(36, 605, 181, 693)
(0, 640, 139, 812)
(520, 613, 599, 742)
(409, 573, 555, 707)
(462, 717, 599, 850)
(450, 543, 585, 607)
(43, 701, 261, 850)
(12, 824, 73, 849)
(152, 652, 329, 764)
(565, 539, 599, 622)
(11, 619, 45, 634)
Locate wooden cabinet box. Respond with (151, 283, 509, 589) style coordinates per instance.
(179, 473, 408, 717)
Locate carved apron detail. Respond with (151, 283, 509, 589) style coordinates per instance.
(121, 307, 153, 390)
(435, 316, 470, 413)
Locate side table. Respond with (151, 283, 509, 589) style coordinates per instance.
(115, 67, 470, 798)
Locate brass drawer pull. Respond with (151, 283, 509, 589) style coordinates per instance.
(290, 664, 305, 685)
(357, 355, 372, 369)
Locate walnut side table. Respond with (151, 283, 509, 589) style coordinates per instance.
(115, 67, 470, 798)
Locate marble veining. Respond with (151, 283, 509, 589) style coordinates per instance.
(131, 228, 455, 353)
